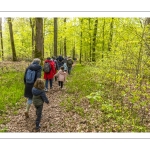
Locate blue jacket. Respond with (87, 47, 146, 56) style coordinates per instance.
(32, 87, 49, 106)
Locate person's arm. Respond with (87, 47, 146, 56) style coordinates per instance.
(40, 91, 49, 104)
(36, 66, 42, 78)
(24, 68, 28, 84)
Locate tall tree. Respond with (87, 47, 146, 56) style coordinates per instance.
(108, 18, 114, 51)
(79, 18, 83, 64)
(88, 18, 92, 61)
(92, 18, 98, 62)
(35, 18, 43, 62)
(102, 18, 106, 60)
(54, 18, 58, 57)
(29, 18, 35, 58)
(64, 18, 67, 57)
(0, 18, 4, 60)
(7, 18, 17, 61)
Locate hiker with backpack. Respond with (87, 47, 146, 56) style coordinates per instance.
(56, 55, 64, 69)
(24, 58, 42, 118)
(67, 56, 74, 75)
(54, 66, 67, 89)
(52, 56, 59, 81)
(32, 78, 49, 131)
(63, 57, 68, 73)
(43, 57, 55, 91)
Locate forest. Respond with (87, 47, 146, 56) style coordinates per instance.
(0, 17, 150, 132)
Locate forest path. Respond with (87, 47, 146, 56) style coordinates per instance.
(3, 80, 78, 132)
(1, 62, 86, 132)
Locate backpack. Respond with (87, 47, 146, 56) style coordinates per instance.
(26, 69, 36, 84)
(43, 62, 51, 73)
(67, 59, 72, 65)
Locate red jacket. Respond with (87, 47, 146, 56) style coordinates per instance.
(44, 60, 55, 79)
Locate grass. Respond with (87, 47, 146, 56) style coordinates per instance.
(0, 61, 28, 131)
(61, 62, 150, 132)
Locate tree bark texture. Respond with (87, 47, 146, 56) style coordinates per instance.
(0, 18, 4, 60)
(7, 18, 17, 61)
(54, 18, 58, 57)
(35, 18, 43, 62)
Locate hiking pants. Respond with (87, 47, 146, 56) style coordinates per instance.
(68, 67, 72, 75)
(34, 104, 43, 127)
(45, 79, 53, 89)
(58, 81, 63, 88)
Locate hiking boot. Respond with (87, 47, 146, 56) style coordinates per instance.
(35, 125, 41, 131)
(25, 112, 29, 118)
(44, 88, 48, 92)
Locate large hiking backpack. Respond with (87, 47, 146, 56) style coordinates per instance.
(43, 62, 51, 73)
(26, 69, 36, 84)
(67, 59, 72, 66)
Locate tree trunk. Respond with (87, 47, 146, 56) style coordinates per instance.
(29, 18, 35, 58)
(92, 18, 98, 62)
(64, 18, 67, 57)
(102, 18, 106, 60)
(88, 18, 92, 62)
(35, 18, 43, 63)
(54, 18, 58, 57)
(108, 18, 114, 51)
(7, 18, 17, 61)
(79, 18, 83, 64)
(0, 18, 4, 60)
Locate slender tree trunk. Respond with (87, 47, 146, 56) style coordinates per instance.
(7, 18, 17, 61)
(102, 18, 106, 60)
(108, 18, 114, 51)
(64, 18, 67, 57)
(144, 18, 150, 56)
(92, 18, 98, 62)
(0, 18, 4, 60)
(79, 18, 83, 64)
(35, 18, 43, 63)
(54, 18, 58, 57)
(88, 18, 92, 62)
(29, 18, 35, 58)
(72, 40, 75, 59)
(136, 21, 146, 78)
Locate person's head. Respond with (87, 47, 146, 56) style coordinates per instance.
(60, 66, 64, 71)
(32, 58, 41, 64)
(33, 78, 45, 90)
(47, 57, 51, 60)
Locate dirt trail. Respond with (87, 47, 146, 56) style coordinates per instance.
(1, 77, 85, 132)
(2, 81, 69, 132)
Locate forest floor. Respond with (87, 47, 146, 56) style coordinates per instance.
(2, 80, 81, 132)
(0, 62, 88, 132)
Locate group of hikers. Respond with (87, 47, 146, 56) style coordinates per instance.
(23, 55, 74, 131)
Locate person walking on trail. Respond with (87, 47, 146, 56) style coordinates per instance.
(67, 56, 74, 75)
(43, 57, 55, 91)
(63, 57, 68, 73)
(24, 58, 42, 118)
(56, 55, 64, 69)
(52, 56, 59, 81)
(32, 78, 49, 132)
(54, 66, 67, 89)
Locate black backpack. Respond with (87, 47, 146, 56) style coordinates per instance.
(43, 62, 51, 73)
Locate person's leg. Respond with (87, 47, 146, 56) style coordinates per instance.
(58, 81, 61, 87)
(45, 79, 48, 91)
(50, 79, 53, 89)
(60, 81, 63, 88)
(68, 67, 71, 74)
(35, 104, 43, 129)
(25, 98, 32, 118)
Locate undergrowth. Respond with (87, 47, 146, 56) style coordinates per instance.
(61, 63, 150, 132)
